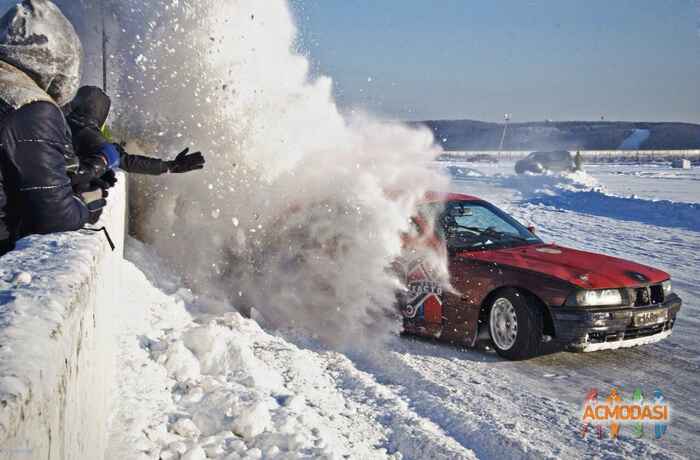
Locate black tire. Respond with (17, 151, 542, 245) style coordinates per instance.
(488, 288, 544, 360)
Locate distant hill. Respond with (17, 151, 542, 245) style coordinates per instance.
(414, 120, 700, 151)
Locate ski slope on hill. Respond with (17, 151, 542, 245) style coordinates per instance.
(110, 163, 699, 459)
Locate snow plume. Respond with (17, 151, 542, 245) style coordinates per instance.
(69, 0, 447, 346)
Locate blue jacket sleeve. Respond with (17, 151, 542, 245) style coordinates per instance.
(99, 143, 120, 169)
(7, 102, 89, 235)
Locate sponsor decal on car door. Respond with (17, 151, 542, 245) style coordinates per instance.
(402, 259, 444, 325)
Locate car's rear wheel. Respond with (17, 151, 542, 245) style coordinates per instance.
(488, 288, 543, 360)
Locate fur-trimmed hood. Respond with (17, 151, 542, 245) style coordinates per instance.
(0, 0, 81, 106)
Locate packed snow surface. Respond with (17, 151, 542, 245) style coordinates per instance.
(586, 163, 700, 203)
(108, 162, 699, 459)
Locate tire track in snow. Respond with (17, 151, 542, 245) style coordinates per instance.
(343, 340, 681, 460)
(249, 335, 390, 459)
(322, 351, 477, 460)
(252, 332, 477, 460)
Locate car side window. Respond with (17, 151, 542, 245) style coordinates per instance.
(455, 206, 520, 235)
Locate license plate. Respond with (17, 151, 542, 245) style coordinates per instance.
(634, 309, 667, 327)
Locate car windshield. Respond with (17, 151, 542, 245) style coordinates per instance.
(423, 200, 542, 250)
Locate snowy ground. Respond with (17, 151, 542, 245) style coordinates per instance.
(585, 163, 700, 203)
(108, 161, 699, 460)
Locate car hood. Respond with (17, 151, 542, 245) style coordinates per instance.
(461, 244, 669, 289)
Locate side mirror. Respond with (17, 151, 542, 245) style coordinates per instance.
(528, 225, 537, 235)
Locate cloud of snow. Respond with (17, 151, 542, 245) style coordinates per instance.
(62, 0, 447, 346)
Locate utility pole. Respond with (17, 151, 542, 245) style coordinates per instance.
(101, 0, 108, 92)
(498, 113, 510, 161)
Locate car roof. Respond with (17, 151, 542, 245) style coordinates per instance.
(421, 191, 483, 204)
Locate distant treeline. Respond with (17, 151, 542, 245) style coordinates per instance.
(412, 119, 700, 151)
(437, 150, 700, 165)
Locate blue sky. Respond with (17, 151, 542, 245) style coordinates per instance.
(291, 0, 700, 123)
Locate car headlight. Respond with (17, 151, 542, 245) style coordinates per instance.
(566, 289, 624, 307)
(662, 280, 672, 296)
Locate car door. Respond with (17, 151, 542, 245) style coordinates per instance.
(398, 204, 447, 338)
(438, 252, 482, 344)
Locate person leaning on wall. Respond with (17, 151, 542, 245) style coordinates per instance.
(64, 85, 205, 194)
(0, 0, 106, 257)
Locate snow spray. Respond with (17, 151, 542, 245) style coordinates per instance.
(60, 0, 448, 346)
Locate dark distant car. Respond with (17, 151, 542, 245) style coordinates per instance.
(397, 193, 682, 360)
(515, 150, 576, 174)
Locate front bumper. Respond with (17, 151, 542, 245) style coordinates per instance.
(551, 293, 682, 352)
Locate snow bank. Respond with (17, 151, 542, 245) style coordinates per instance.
(0, 174, 126, 460)
(501, 170, 700, 232)
(106, 256, 468, 459)
(109, 243, 406, 459)
(528, 189, 700, 232)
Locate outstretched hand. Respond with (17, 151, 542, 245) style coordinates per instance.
(167, 148, 205, 173)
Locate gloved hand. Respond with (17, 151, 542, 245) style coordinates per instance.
(94, 169, 118, 190)
(80, 189, 108, 225)
(73, 170, 116, 195)
(166, 148, 205, 173)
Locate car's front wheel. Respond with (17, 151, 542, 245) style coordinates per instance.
(488, 288, 543, 360)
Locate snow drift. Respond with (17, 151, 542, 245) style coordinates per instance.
(501, 170, 700, 232)
(66, 0, 447, 346)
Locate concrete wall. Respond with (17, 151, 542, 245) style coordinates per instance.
(0, 175, 126, 460)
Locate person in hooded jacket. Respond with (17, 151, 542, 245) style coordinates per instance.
(65, 85, 205, 193)
(0, 0, 102, 257)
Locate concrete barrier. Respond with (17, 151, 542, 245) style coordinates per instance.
(0, 174, 126, 460)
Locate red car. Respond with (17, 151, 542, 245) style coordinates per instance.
(397, 192, 682, 360)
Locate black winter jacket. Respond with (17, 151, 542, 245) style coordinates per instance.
(0, 101, 89, 255)
(0, 1, 90, 257)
